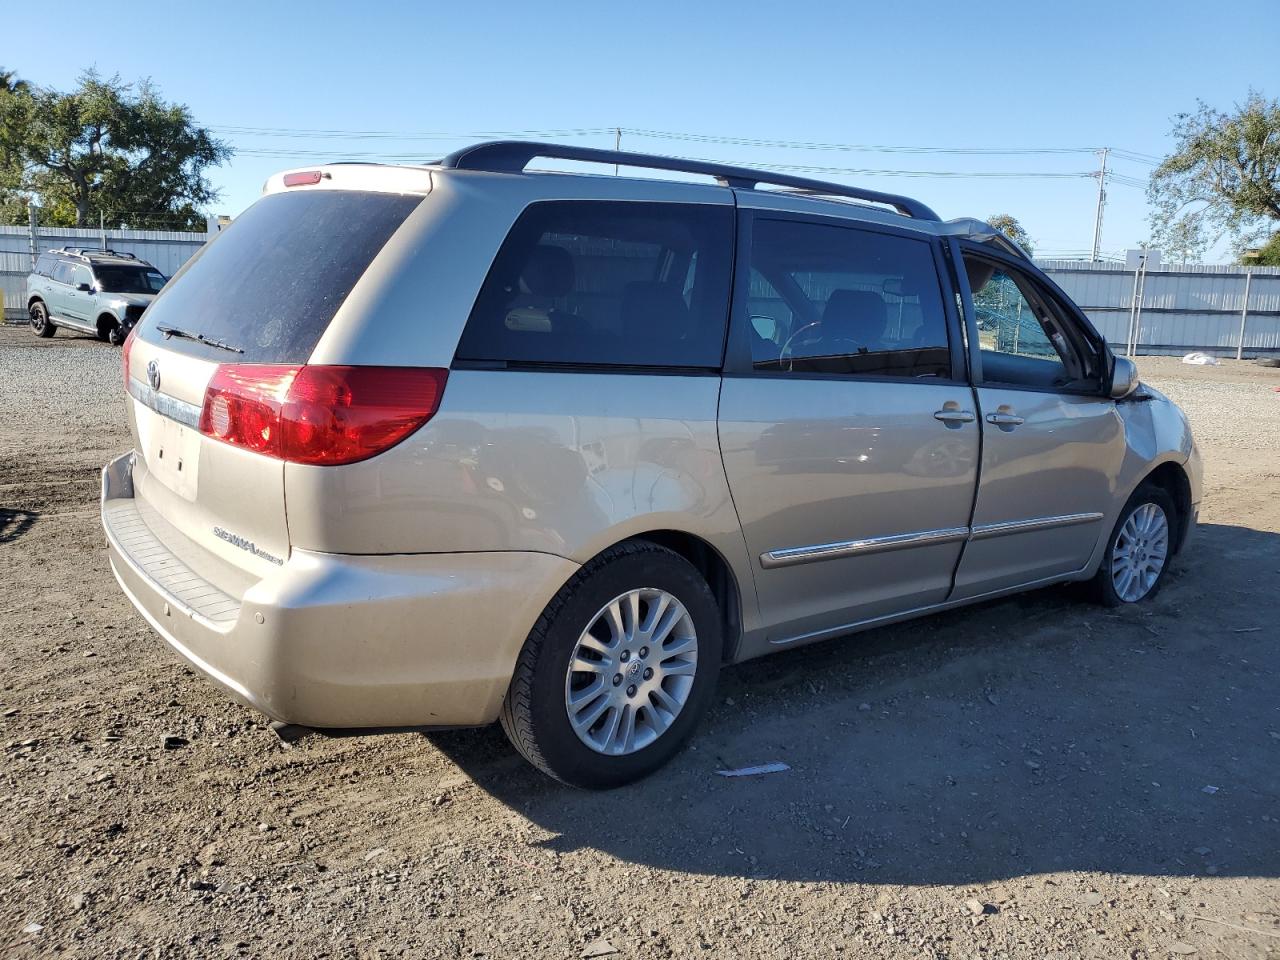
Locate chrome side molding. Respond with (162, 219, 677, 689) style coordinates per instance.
(760, 526, 971, 569)
(761, 513, 1105, 569)
(969, 512, 1104, 541)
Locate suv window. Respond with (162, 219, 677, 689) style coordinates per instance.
(34, 254, 55, 277)
(745, 218, 951, 379)
(70, 265, 92, 289)
(95, 264, 166, 294)
(455, 201, 734, 369)
(51, 261, 75, 285)
(135, 190, 422, 363)
(963, 252, 1102, 391)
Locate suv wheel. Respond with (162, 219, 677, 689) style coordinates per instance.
(500, 541, 722, 788)
(29, 301, 55, 338)
(1092, 483, 1176, 606)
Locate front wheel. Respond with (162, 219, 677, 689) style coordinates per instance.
(29, 302, 55, 338)
(1091, 483, 1176, 606)
(500, 541, 722, 788)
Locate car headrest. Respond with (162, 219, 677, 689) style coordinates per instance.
(620, 281, 690, 342)
(821, 289, 888, 345)
(520, 245, 575, 298)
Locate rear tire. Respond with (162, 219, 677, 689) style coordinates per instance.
(500, 541, 722, 789)
(29, 301, 55, 338)
(1091, 483, 1177, 606)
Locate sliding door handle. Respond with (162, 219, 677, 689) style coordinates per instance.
(985, 412, 1025, 427)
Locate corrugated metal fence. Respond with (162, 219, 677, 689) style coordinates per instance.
(1, 224, 209, 320)
(1037, 260, 1280, 359)
(4, 221, 1279, 359)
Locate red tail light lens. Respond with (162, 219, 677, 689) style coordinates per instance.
(198, 365, 447, 466)
(121, 326, 137, 392)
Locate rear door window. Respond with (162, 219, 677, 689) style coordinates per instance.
(135, 190, 422, 363)
(455, 200, 734, 369)
(745, 218, 953, 379)
(51, 261, 74, 285)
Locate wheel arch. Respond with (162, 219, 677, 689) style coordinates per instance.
(595, 530, 745, 664)
(96, 312, 121, 338)
(27, 294, 44, 311)
(1137, 460, 1194, 554)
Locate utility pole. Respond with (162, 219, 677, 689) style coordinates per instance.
(100, 210, 107, 252)
(614, 127, 621, 175)
(1090, 147, 1109, 262)
(27, 200, 39, 270)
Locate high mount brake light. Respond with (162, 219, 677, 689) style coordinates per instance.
(283, 171, 325, 187)
(198, 365, 448, 466)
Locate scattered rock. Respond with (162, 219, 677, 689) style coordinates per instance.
(1025, 760, 1041, 770)
(2, 708, 18, 717)
(70, 893, 87, 911)
(1201, 785, 1219, 795)
(188, 880, 216, 892)
(22, 922, 43, 934)
(1193, 846, 1210, 856)
(363, 847, 387, 862)
(964, 898, 991, 916)
(857, 703, 872, 712)
(1083, 892, 1104, 907)
(161, 735, 189, 750)
(581, 940, 619, 958)
(1169, 942, 1197, 955)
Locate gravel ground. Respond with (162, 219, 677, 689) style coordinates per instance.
(2, 325, 1279, 959)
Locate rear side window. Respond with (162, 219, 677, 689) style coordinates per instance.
(136, 190, 422, 363)
(746, 218, 952, 379)
(34, 254, 55, 277)
(51, 261, 74, 285)
(455, 201, 734, 369)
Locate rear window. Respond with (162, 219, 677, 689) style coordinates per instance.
(136, 190, 421, 363)
(455, 200, 733, 369)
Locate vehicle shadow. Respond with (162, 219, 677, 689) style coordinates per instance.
(0, 509, 38, 544)
(428, 521, 1280, 885)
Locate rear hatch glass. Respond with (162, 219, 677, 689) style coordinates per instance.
(124, 188, 422, 587)
(133, 189, 423, 362)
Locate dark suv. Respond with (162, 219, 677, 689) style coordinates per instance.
(26, 248, 166, 345)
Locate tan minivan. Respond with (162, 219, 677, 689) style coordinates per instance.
(104, 142, 1201, 787)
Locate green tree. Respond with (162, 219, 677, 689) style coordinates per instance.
(0, 67, 32, 224)
(1148, 91, 1280, 258)
(0, 71, 230, 230)
(985, 213, 1035, 254)
(1242, 233, 1280, 266)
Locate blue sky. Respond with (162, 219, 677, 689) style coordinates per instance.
(7, 0, 1276, 260)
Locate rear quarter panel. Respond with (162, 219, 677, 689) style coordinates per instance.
(284, 370, 761, 631)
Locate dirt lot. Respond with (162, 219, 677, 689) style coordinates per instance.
(2, 323, 1278, 959)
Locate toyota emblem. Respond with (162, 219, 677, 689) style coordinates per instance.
(147, 359, 161, 391)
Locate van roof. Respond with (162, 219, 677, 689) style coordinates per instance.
(267, 141, 1032, 260)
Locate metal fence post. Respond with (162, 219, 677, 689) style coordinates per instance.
(1235, 270, 1252, 361)
(27, 201, 39, 270)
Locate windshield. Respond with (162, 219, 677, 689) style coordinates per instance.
(135, 190, 422, 363)
(95, 265, 166, 294)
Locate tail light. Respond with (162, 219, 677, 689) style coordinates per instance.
(121, 326, 137, 392)
(198, 364, 448, 466)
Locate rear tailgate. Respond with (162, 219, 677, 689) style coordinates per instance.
(121, 179, 427, 586)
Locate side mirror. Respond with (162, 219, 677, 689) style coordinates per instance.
(76, 282, 92, 292)
(1110, 355, 1139, 399)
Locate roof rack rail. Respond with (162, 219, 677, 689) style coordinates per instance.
(438, 141, 940, 221)
(51, 247, 139, 260)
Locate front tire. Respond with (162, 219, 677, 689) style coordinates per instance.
(500, 541, 722, 788)
(1091, 483, 1176, 606)
(29, 301, 55, 338)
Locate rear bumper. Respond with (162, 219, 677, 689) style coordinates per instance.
(102, 451, 578, 728)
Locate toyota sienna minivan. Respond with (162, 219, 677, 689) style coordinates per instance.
(103, 142, 1200, 787)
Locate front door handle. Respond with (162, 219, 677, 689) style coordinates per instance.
(985, 412, 1025, 427)
(933, 409, 976, 424)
